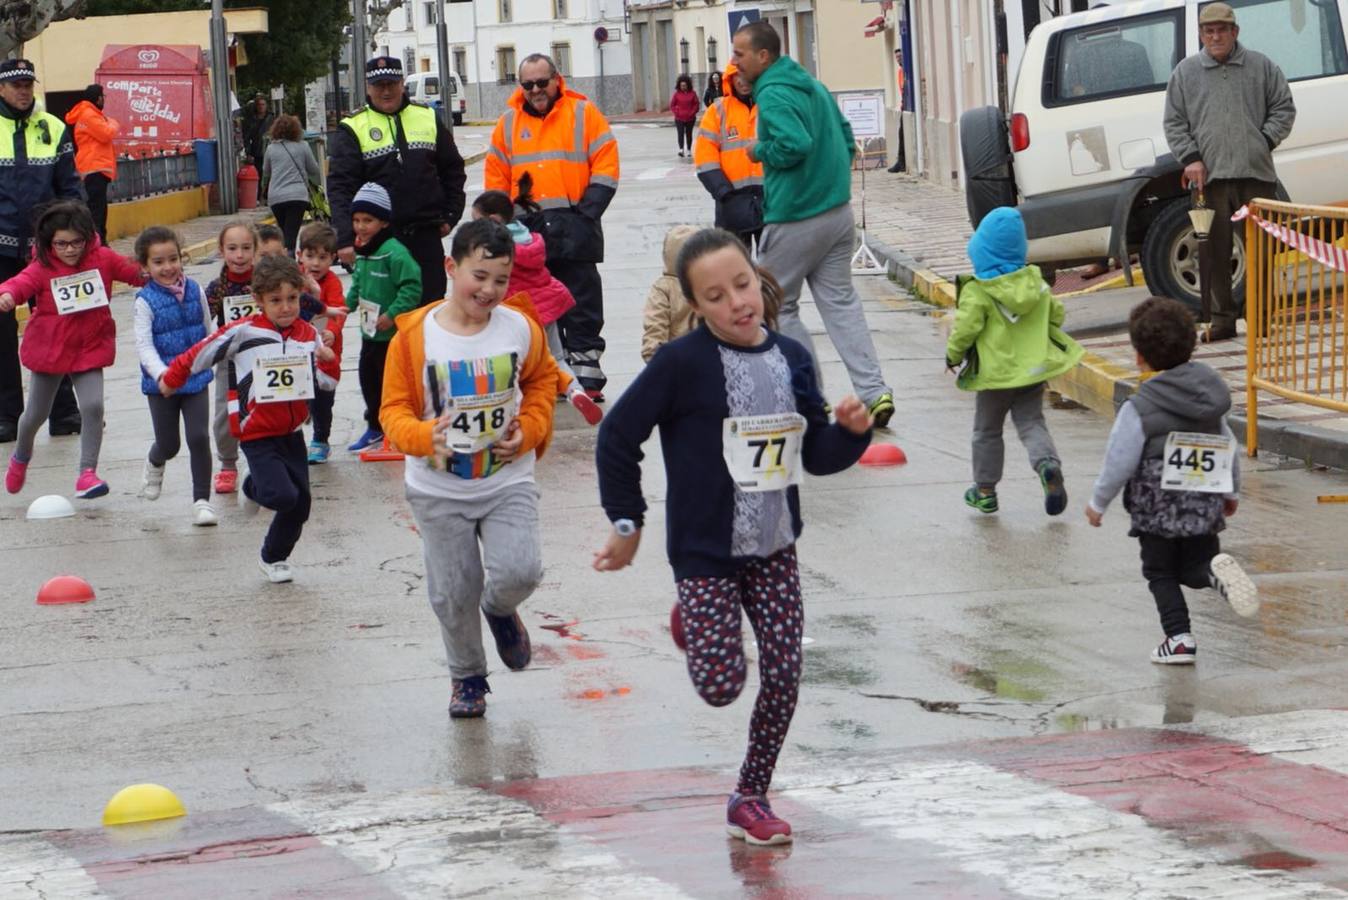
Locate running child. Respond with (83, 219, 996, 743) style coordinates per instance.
(344, 183, 421, 452)
(297, 222, 346, 463)
(1085, 296, 1259, 663)
(381, 218, 558, 719)
(1, 200, 145, 498)
(132, 226, 218, 525)
(593, 228, 873, 846)
(204, 220, 259, 494)
(945, 206, 1082, 516)
(470, 179, 602, 425)
(163, 255, 332, 583)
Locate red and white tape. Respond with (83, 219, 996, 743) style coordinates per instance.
(1232, 204, 1348, 273)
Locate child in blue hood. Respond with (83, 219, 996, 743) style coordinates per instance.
(946, 207, 1083, 515)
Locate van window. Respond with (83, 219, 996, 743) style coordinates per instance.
(1210, 0, 1348, 80)
(1045, 10, 1182, 106)
(424, 76, 440, 97)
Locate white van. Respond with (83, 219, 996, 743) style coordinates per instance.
(405, 71, 467, 125)
(961, 0, 1348, 306)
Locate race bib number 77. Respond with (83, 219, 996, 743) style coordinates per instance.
(1161, 431, 1235, 493)
(722, 412, 806, 492)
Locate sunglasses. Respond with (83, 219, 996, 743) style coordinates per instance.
(520, 77, 552, 91)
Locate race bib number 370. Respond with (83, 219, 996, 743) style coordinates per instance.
(722, 412, 806, 493)
(1161, 431, 1235, 493)
(51, 270, 109, 315)
(251, 353, 315, 403)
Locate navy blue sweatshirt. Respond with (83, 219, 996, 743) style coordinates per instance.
(597, 324, 871, 579)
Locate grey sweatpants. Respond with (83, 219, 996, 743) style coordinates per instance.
(212, 360, 238, 467)
(17, 369, 104, 471)
(406, 481, 544, 679)
(758, 202, 890, 404)
(972, 382, 1059, 488)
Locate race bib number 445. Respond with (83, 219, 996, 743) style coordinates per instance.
(722, 412, 806, 492)
(1161, 431, 1235, 493)
(251, 352, 315, 403)
(51, 270, 108, 315)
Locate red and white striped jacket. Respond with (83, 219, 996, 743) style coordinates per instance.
(163, 314, 319, 441)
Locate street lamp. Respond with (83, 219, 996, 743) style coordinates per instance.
(707, 36, 717, 70)
(1189, 190, 1216, 333)
(679, 37, 689, 74)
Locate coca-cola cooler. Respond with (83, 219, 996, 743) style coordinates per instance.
(95, 44, 215, 157)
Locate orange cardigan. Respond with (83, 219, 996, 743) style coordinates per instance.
(380, 299, 558, 461)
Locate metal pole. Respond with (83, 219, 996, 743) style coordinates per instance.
(435, 0, 452, 127)
(471, 0, 483, 120)
(209, 0, 237, 213)
(352, 0, 367, 105)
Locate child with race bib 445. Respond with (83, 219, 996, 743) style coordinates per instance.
(381, 218, 558, 719)
(1, 200, 145, 498)
(593, 228, 873, 846)
(204, 219, 259, 495)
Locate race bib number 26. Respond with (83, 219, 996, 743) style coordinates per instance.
(722, 412, 806, 493)
(251, 353, 315, 403)
(1161, 431, 1235, 493)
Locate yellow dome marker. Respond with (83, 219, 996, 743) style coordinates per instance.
(102, 784, 186, 826)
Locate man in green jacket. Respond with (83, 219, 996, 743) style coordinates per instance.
(733, 22, 894, 428)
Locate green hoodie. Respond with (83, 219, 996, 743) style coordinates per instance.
(753, 56, 855, 224)
(345, 231, 422, 343)
(945, 266, 1084, 391)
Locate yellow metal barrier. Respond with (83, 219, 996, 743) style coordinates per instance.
(1244, 198, 1348, 456)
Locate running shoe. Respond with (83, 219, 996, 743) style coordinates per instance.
(584, 389, 605, 404)
(568, 389, 604, 426)
(1210, 553, 1259, 617)
(726, 793, 793, 846)
(141, 459, 164, 500)
(1037, 459, 1068, 516)
(214, 468, 238, 494)
(450, 675, 491, 718)
(75, 469, 108, 499)
(348, 428, 383, 452)
(484, 610, 532, 670)
(867, 392, 895, 429)
(964, 485, 998, 514)
(258, 557, 293, 583)
(307, 440, 331, 464)
(670, 602, 686, 651)
(192, 499, 219, 527)
(1151, 633, 1197, 665)
(5, 454, 27, 494)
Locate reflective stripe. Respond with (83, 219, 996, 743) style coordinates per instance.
(589, 174, 618, 188)
(537, 197, 572, 210)
(513, 149, 588, 164)
(696, 162, 721, 174)
(487, 144, 509, 163)
(728, 174, 764, 189)
(697, 128, 720, 144)
(572, 100, 588, 160)
(587, 132, 615, 156)
(501, 110, 515, 156)
(722, 138, 754, 151)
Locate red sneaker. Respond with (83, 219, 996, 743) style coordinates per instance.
(5, 454, 28, 494)
(214, 469, 238, 494)
(568, 390, 604, 426)
(669, 602, 686, 651)
(726, 793, 792, 845)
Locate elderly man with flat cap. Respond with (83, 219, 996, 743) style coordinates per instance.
(0, 58, 82, 443)
(1164, 1, 1296, 341)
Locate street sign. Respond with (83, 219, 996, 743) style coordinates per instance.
(727, 8, 759, 37)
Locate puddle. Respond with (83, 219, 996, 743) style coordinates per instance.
(951, 660, 1048, 702)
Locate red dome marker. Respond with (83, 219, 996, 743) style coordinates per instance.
(36, 575, 95, 605)
(859, 443, 907, 467)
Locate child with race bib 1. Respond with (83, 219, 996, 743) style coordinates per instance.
(163, 255, 331, 584)
(1, 200, 144, 498)
(381, 218, 558, 719)
(203, 219, 259, 495)
(592, 227, 872, 846)
(1085, 296, 1259, 664)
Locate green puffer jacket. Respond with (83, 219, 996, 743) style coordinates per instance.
(945, 265, 1083, 391)
(344, 230, 422, 343)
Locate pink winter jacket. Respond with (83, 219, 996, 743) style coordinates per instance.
(669, 88, 700, 123)
(508, 231, 575, 325)
(0, 238, 145, 373)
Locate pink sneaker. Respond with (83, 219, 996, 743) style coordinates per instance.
(726, 793, 792, 845)
(5, 455, 28, 494)
(214, 469, 238, 494)
(75, 469, 109, 499)
(568, 389, 604, 426)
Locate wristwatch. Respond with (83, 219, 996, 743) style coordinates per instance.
(613, 518, 637, 537)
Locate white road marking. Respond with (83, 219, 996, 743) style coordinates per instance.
(637, 167, 674, 181)
(0, 836, 106, 899)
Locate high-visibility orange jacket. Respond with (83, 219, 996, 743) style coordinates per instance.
(486, 75, 619, 263)
(693, 63, 763, 235)
(63, 100, 119, 180)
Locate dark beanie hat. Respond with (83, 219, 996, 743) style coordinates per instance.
(83, 84, 103, 103)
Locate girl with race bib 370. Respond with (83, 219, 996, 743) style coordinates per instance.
(592, 227, 873, 846)
(1, 200, 145, 499)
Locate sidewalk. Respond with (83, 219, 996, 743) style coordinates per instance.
(104, 206, 273, 264)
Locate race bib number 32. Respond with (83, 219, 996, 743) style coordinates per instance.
(51, 270, 108, 315)
(225, 293, 257, 322)
(251, 353, 315, 403)
(722, 412, 807, 493)
(1161, 431, 1235, 493)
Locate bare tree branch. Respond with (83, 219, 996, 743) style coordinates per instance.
(366, 0, 406, 51)
(0, 0, 88, 60)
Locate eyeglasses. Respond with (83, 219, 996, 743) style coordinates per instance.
(520, 77, 552, 91)
(52, 239, 86, 251)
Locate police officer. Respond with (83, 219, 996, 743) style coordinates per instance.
(693, 62, 764, 249)
(0, 59, 82, 443)
(327, 56, 467, 305)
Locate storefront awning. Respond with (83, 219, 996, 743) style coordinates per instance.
(863, 15, 885, 37)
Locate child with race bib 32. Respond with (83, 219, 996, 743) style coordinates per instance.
(593, 227, 873, 846)
(204, 219, 260, 494)
(381, 218, 558, 719)
(1, 200, 145, 498)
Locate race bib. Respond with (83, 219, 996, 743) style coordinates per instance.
(51, 270, 108, 315)
(722, 412, 806, 493)
(442, 388, 517, 454)
(225, 292, 257, 322)
(251, 351, 315, 403)
(358, 299, 381, 338)
(1161, 431, 1235, 494)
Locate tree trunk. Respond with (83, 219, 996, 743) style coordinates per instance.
(0, 0, 88, 62)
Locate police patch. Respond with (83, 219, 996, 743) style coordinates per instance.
(521, 128, 532, 140)
(369, 127, 383, 141)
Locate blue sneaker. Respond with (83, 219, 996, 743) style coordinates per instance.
(307, 440, 331, 464)
(484, 610, 532, 670)
(449, 675, 490, 718)
(347, 428, 383, 452)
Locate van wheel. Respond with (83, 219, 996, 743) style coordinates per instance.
(1140, 197, 1245, 314)
(959, 106, 1017, 228)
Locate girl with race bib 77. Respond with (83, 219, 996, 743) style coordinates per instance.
(592, 227, 872, 846)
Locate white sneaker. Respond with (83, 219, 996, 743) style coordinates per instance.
(1210, 553, 1259, 618)
(140, 459, 165, 500)
(1151, 633, 1197, 665)
(258, 557, 293, 583)
(192, 499, 218, 527)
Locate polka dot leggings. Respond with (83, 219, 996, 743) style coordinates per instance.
(675, 545, 804, 796)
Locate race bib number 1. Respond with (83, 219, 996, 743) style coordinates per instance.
(1161, 431, 1235, 493)
(225, 292, 257, 322)
(358, 299, 381, 338)
(251, 353, 315, 403)
(443, 388, 517, 454)
(722, 412, 807, 492)
(51, 270, 108, 315)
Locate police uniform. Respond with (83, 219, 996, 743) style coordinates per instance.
(326, 56, 467, 305)
(0, 59, 82, 439)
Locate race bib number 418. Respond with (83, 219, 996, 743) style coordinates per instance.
(1161, 431, 1235, 493)
(722, 412, 806, 493)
